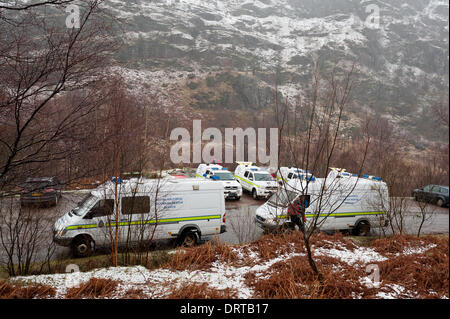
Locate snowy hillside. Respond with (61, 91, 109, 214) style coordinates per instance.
(103, 0, 449, 145)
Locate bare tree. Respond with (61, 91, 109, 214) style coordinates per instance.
(272, 62, 372, 279)
(76, 76, 172, 267)
(412, 182, 438, 238)
(0, 0, 118, 192)
(0, 1, 125, 274)
(0, 197, 57, 276)
(0, 1, 76, 11)
(229, 206, 261, 245)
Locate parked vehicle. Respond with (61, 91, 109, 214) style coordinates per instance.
(20, 177, 62, 207)
(255, 168, 390, 236)
(53, 177, 227, 257)
(234, 162, 279, 200)
(276, 167, 316, 184)
(195, 163, 242, 200)
(412, 185, 449, 207)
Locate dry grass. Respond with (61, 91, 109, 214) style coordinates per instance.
(244, 233, 448, 299)
(4, 233, 448, 299)
(65, 278, 119, 299)
(0, 280, 56, 299)
(373, 236, 449, 298)
(367, 234, 449, 298)
(370, 234, 446, 255)
(164, 238, 237, 271)
(246, 253, 374, 299)
(122, 287, 147, 299)
(250, 232, 305, 260)
(166, 282, 239, 299)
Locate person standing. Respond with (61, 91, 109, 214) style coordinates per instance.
(288, 197, 306, 232)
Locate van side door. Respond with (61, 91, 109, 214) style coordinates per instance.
(248, 172, 255, 188)
(83, 198, 115, 245)
(242, 171, 251, 190)
(120, 195, 152, 244)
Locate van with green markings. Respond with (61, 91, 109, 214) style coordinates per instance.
(53, 178, 226, 257)
(276, 167, 316, 184)
(255, 168, 390, 236)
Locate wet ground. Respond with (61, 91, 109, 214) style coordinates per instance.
(0, 191, 448, 263)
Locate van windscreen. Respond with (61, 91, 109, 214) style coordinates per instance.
(214, 172, 235, 181)
(268, 189, 298, 208)
(72, 195, 97, 216)
(254, 173, 273, 181)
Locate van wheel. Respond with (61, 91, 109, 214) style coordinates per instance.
(72, 236, 93, 258)
(179, 231, 198, 247)
(353, 221, 370, 236)
(252, 189, 258, 200)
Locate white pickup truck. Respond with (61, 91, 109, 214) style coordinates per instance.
(276, 167, 316, 184)
(234, 162, 279, 199)
(195, 164, 243, 200)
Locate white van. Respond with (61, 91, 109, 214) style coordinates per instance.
(234, 162, 279, 200)
(53, 178, 226, 257)
(276, 167, 316, 184)
(195, 164, 242, 200)
(255, 168, 390, 236)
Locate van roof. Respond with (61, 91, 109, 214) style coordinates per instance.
(91, 178, 223, 197)
(285, 174, 387, 193)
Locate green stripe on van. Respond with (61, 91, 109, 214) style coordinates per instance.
(64, 214, 222, 231)
(234, 175, 259, 188)
(276, 211, 386, 220)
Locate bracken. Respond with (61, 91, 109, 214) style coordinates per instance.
(65, 278, 119, 299)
